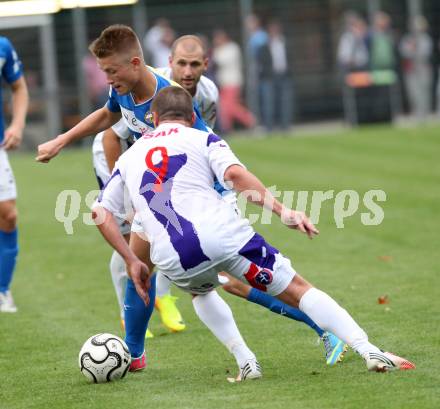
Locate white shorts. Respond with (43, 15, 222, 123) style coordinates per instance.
(92, 134, 131, 236)
(162, 244, 295, 296)
(0, 148, 17, 201)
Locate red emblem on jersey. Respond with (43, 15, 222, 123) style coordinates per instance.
(244, 263, 273, 292)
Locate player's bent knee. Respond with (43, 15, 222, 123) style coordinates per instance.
(276, 274, 313, 308)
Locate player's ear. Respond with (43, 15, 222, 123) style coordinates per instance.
(168, 55, 173, 67)
(203, 57, 209, 71)
(191, 112, 196, 126)
(153, 111, 160, 127)
(131, 56, 142, 68)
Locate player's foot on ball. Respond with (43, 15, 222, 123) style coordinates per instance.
(121, 319, 154, 338)
(232, 359, 262, 382)
(129, 352, 146, 372)
(363, 351, 415, 372)
(321, 331, 348, 365)
(155, 295, 186, 332)
(0, 291, 17, 313)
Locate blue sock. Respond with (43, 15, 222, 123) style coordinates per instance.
(124, 274, 156, 358)
(247, 287, 324, 337)
(0, 229, 18, 293)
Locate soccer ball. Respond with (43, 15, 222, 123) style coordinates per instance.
(78, 333, 131, 383)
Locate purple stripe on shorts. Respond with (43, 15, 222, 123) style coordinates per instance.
(238, 232, 279, 270)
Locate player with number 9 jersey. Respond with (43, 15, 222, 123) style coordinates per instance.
(99, 123, 255, 286)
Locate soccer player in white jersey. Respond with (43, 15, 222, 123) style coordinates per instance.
(0, 37, 29, 312)
(95, 86, 415, 376)
(96, 34, 348, 365)
(93, 35, 219, 335)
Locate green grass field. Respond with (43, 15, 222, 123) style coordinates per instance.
(1, 125, 439, 409)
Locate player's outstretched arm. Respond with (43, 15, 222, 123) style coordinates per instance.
(2, 77, 29, 150)
(93, 206, 152, 304)
(36, 107, 121, 163)
(224, 165, 319, 238)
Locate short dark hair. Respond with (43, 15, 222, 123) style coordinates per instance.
(151, 86, 193, 124)
(89, 24, 142, 59)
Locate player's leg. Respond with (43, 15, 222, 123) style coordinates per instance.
(221, 273, 347, 365)
(125, 231, 156, 370)
(276, 274, 414, 371)
(131, 214, 185, 333)
(109, 249, 127, 322)
(0, 199, 18, 313)
(0, 150, 19, 313)
(155, 272, 186, 332)
(221, 273, 324, 336)
(92, 135, 153, 337)
(230, 234, 415, 372)
(192, 289, 261, 381)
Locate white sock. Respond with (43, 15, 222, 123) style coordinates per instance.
(109, 250, 128, 318)
(299, 288, 381, 356)
(156, 272, 172, 298)
(192, 290, 256, 367)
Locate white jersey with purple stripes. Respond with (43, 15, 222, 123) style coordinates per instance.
(98, 123, 254, 280)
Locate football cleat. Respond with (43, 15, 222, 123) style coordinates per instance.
(364, 351, 416, 372)
(0, 291, 17, 313)
(120, 319, 154, 338)
(236, 359, 262, 382)
(321, 331, 348, 365)
(129, 352, 146, 372)
(155, 295, 186, 332)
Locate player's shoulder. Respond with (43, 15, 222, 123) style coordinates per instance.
(153, 66, 171, 79)
(148, 66, 180, 89)
(0, 36, 13, 53)
(197, 75, 218, 101)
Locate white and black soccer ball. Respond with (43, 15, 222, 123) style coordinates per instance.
(78, 333, 131, 383)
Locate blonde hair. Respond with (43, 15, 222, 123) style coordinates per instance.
(89, 24, 143, 60)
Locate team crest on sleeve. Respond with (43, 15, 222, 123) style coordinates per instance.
(244, 263, 273, 292)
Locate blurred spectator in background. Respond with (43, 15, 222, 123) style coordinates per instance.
(143, 18, 176, 67)
(212, 29, 255, 134)
(82, 53, 108, 109)
(257, 20, 292, 131)
(245, 14, 268, 121)
(367, 11, 396, 71)
(399, 16, 433, 121)
(337, 12, 369, 73)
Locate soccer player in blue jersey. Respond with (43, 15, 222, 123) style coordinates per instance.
(0, 37, 29, 313)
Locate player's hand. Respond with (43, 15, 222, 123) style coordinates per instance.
(281, 208, 319, 239)
(2, 125, 23, 150)
(36, 137, 64, 163)
(128, 259, 151, 305)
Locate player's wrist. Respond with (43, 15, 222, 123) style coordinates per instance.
(9, 121, 25, 132)
(272, 201, 284, 218)
(56, 133, 72, 147)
